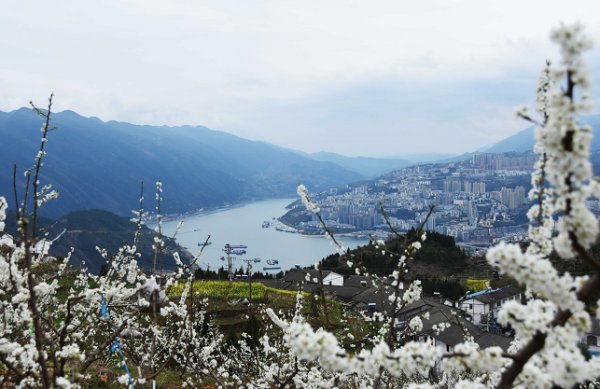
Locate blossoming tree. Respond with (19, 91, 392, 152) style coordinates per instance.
(270, 23, 600, 389)
(0, 22, 599, 388)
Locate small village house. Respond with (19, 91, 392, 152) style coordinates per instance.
(459, 285, 522, 330)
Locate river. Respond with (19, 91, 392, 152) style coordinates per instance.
(160, 198, 370, 273)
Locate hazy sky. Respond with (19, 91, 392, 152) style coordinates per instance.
(1, 1, 599, 157)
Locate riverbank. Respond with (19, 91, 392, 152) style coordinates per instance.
(147, 196, 297, 223)
(159, 198, 370, 272)
(276, 217, 392, 241)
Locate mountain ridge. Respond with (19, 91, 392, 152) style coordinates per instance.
(431, 114, 600, 165)
(307, 151, 412, 178)
(481, 114, 600, 154)
(0, 108, 363, 218)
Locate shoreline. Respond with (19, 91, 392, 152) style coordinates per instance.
(149, 196, 296, 223)
(275, 219, 388, 241)
(156, 198, 373, 273)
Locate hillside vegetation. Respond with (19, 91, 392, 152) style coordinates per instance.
(321, 230, 471, 277)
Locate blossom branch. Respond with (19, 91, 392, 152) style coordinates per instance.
(81, 320, 128, 371)
(497, 272, 600, 389)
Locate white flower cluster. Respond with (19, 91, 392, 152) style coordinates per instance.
(297, 184, 320, 214)
(487, 242, 584, 311)
(0, 186, 213, 388)
(408, 316, 423, 332)
(544, 24, 598, 258)
(36, 183, 59, 207)
(442, 341, 508, 376)
(550, 23, 593, 90)
(2, 22, 600, 389)
(496, 300, 556, 341)
(525, 63, 555, 259)
(401, 279, 422, 305)
(517, 324, 600, 388)
(263, 23, 600, 389)
(431, 321, 450, 336)
(481, 23, 600, 388)
(267, 307, 444, 381)
(0, 196, 6, 231)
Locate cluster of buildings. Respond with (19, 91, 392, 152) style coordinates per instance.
(263, 269, 600, 356)
(500, 186, 527, 209)
(471, 153, 537, 171)
(285, 152, 541, 253)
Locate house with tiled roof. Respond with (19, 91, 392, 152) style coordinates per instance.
(282, 268, 344, 286)
(459, 285, 522, 329)
(322, 284, 366, 302)
(344, 275, 376, 288)
(349, 281, 398, 313)
(398, 298, 512, 353)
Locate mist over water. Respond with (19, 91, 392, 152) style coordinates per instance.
(160, 198, 370, 274)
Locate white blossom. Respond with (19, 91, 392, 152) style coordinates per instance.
(0, 196, 7, 232)
(297, 184, 320, 213)
(408, 316, 423, 332)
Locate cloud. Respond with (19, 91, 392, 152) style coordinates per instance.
(222, 72, 539, 155)
(1, 0, 600, 156)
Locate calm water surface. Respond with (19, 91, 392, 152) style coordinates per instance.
(160, 198, 369, 273)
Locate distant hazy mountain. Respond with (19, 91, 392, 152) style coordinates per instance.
(385, 153, 456, 164)
(437, 115, 600, 164)
(307, 151, 412, 177)
(300, 151, 456, 178)
(482, 114, 600, 154)
(439, 152, 476, 163)
(0, 108, 362, 218)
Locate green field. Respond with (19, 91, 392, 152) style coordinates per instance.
(168, 280, 301, 300)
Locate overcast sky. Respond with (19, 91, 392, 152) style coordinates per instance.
(1, 1, 599, 157)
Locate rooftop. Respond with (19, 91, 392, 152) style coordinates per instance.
(464, 285, 522, 304)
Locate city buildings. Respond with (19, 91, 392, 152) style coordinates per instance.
(282, 152, 546, 251)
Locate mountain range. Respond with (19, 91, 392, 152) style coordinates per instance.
(437, 114, 600, 164)
(479, 115, 600, 154)
(3, 107, 598, 274)
(0, 108, 362, 218)
(304, 151, 413, 177)
(1, 108, 599, 220)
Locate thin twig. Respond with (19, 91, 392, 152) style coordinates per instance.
(133, 181, 144, 249)
(12, 164, 19, 224)
(19, 95, 54, 389)
(81, 321, 128, 371)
